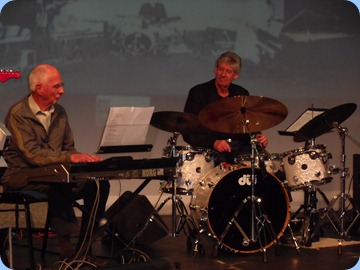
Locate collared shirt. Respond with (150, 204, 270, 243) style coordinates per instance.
(28, 95, 55, 133)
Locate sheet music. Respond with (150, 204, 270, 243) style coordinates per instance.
(286, 109, 325, 132)
(99, 107, 154, 146)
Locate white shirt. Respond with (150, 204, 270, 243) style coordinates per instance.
(28, 95, 55, 133)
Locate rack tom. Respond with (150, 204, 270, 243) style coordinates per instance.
(282, 144, 332, 190)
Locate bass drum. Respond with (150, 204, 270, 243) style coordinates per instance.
(190, 165, 290, 253)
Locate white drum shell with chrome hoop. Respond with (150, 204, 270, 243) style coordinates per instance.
(162, 146, 214, 195)
(282, 144, 332, 190)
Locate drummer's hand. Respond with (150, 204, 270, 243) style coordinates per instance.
(256, 134, 268, 148)
(214, 140, 231, 152)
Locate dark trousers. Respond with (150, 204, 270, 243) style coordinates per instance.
(15, 180, 110, 246)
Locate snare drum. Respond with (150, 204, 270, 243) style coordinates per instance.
(282, 144, 332, 190)
(162, 146, 215, 195)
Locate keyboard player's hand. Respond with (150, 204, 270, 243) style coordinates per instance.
(70, 153, 103, 163)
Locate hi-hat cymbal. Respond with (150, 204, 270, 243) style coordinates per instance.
(150, 111, 207, 134)
(295, 103, 357, 141)
(199, 96, 288, 134)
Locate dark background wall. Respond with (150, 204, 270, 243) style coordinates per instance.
(1, 0, 360, 212)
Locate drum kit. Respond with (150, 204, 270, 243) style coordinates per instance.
(150, 96, 358, 259)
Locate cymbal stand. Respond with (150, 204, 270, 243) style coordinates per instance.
(153, 187, 204, 256)
(155, 132, 204, 257)
(165, 132, 180, 157)
(213, 135, 278, 262)
(306, 124, 360, 254)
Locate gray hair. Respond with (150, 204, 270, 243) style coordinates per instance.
(215, 51, 242, 74)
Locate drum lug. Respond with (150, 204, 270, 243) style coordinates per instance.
(199, 180, 206, 187)
(309, 151, 318, 160)
(205, 153, 213, 163)
(189, 203, 196, 210)
(207, 181, 215, 188)
(186, 152, 195, 161)
(288, 155, 295, 165)
(185, 179, 192, 188)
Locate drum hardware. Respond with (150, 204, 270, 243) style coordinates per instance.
(154, 177, 205, 257)
(209, 136, 289, 262)
(295, 103, 358, 253)
(149, 111, 216, 256)
(166, 132, 180, 155)
(306, 122, 360, 254)
(155, 134, 205, 256)
(289, 185, 331, 246)
(278, 103, 359, 252)
(283, 136, 332, 246)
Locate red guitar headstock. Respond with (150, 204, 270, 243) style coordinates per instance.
(0, 69, 22, 83)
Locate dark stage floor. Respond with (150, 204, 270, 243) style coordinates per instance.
(3, 213, 360, 270)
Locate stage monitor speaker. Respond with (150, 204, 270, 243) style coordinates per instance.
(105, 191, 168, 246)
(353, 154, 360, 210)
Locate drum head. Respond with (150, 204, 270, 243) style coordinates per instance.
(207, 167, 289, 253)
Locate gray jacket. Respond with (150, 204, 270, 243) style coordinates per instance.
(1, 95, 78, 189)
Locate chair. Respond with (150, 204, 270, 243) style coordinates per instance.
(0, 188, 48, 270)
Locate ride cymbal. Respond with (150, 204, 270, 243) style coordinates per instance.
(295, 103, 357, 141)
(150, 111, 207, 134)
(199, 96, 288, 134)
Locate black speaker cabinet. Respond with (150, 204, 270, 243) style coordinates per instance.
(105, 191, 168, 246)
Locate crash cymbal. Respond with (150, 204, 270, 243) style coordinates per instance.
(199, 96, 288, 133)
(295, 103, 357, 141)
(150, 111, 206, 134)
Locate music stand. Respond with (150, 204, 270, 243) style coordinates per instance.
(278, 107, 326, 139)
(96, 107, 155, 154)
